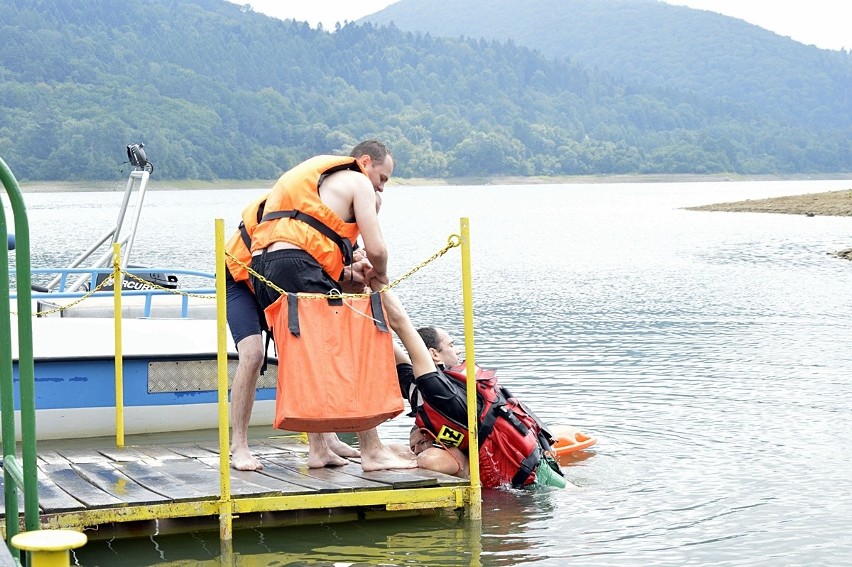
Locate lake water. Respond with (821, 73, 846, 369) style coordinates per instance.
(6, 178, 852, 565)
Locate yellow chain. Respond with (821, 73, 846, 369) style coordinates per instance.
(381, 234, 461, 292)
(19, 274, 117, 317)
(226, 234, 462, 299)
(21, 235, 460, 316)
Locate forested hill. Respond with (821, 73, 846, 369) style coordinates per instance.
(365, 0, 852, 133)
(0, 0, 849, 182)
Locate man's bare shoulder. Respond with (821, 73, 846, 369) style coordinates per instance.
(323, 169, 372, 191)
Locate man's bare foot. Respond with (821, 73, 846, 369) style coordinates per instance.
(306, 433, 350, 468)
(307, 450, 349, 468)
(231, 445, 263, 471)
(324, 433, 361, 458)
(360, 445, 419, 471)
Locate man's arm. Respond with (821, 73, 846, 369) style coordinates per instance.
(375, 287, 435, 379)
(351, 178, 387, 285)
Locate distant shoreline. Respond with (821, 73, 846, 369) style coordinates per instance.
(685, 188, 852, 217)
(14, 172, 852, 193)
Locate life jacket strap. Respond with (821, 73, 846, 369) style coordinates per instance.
(260, 209, 354, 266)
(287, 292, 300, 337)
(511, 445, 540, 488)
(370, 291, 389, 333)
(287, 290, 390, 338)
(478, 401, 502, 446)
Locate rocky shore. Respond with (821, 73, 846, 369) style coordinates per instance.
(685, 188, 852, 217)
(686, 188, 852, 260)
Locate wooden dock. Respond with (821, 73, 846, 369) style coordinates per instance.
(0, 437, 471, 540)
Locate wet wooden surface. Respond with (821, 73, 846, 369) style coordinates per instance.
(0, 439, 465, 520)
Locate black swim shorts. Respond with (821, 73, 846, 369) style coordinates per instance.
(250, 249, 341, 311)
(225, 271, 267, 346)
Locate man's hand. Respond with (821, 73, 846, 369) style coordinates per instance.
(339, 249, 373, 293)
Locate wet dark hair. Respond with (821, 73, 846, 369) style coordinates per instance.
(350, 139, 391, 164)
(417, 326, 440, 350)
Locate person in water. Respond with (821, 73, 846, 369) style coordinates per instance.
(376, 287, 566, 488)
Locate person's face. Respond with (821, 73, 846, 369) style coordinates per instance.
(359, 154, 394, 193)
(409, 428, 431, 455)
(431, 328, 461, 367)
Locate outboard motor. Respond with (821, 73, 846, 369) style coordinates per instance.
(95, 267, 179, 292)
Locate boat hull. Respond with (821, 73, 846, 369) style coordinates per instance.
(9, 316, 277, 441)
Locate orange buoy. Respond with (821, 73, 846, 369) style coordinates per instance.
(548, 425, 597, 464)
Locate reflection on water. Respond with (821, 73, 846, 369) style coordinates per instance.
(81, 513, 487, 566)
(11, 179, 852, 565)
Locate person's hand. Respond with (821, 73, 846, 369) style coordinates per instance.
(351, 248, 367, 263)
(339, 249, 373, 293)
(366, 268, 389, 291)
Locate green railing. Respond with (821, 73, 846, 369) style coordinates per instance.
(1, 157, 40, 562)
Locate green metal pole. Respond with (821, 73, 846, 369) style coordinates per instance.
(1, 157, 40, 532)
(0, 169, 21, 559)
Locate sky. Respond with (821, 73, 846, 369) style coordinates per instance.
(232, 0, 850, 51)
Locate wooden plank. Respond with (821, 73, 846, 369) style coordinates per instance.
(166, 443, 218, 459)
(161, 458, 279, 498)
(38, 451, 71, 466)
(55, 448, 110, 464)
(255, 441, 307, 458)
(36, 468, 85, 513)
(333, 461, 440, 489)
(40, 463, 124, 509)
(194, 456, 317, 496)
(262, 458, 389, 492)
(262, 438, 310, 454)
(134, 445, 188, 461)
(406, 469, 470, 487)
(97, 446, 154, 463)
(193, 441, 298, 459)
(228, 467, 316, 496)
(113, 461, 213, 502)
(249, 460, 351, 493)
(244, 443, 296, 457)
(72, 463, 171, 505)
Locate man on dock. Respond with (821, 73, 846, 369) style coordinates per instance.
(228, 140, 415, 472)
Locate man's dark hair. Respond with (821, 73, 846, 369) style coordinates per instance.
(350, 139, 391, 164)
(417, 327, 440, 350)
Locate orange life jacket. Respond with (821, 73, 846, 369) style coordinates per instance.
(251, 155, 364, 280)
(225, 193, 268, 284)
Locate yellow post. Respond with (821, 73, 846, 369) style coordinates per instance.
(11, 530, 87, 567)
(112, 242, 125, 448)
(460, 217, 482, 520)
(214, 218, 233, 541)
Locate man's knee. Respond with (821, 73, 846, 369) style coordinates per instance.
(236, 335, 265, 372)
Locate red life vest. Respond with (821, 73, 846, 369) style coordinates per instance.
(412, 365, 557, 489)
